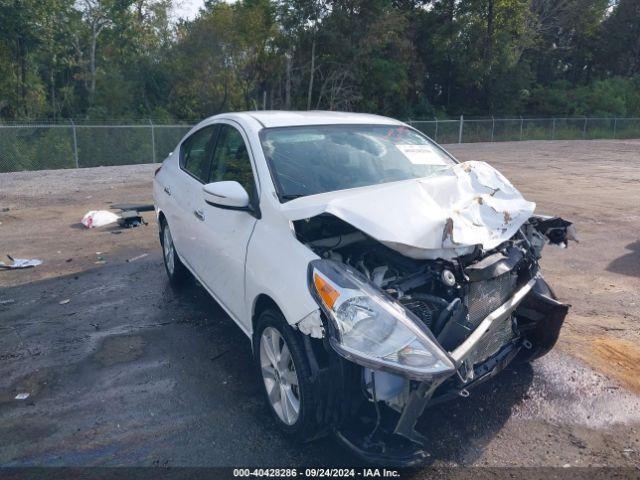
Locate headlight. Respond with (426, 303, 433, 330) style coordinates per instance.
(308, 259, 455, 380)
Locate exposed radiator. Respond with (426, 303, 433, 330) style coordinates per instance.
(466, 272, 518, 328)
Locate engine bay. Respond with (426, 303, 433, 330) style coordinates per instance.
(294, 213, 574, 462)
(294, 213, 571, 354)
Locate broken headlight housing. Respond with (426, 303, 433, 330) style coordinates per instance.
(308, 259, 455, 380)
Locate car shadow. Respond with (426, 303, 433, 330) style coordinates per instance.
(606, 240, 640, 277)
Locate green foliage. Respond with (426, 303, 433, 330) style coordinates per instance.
(0, 0, 639, 121)
(528, 77, 640, 116)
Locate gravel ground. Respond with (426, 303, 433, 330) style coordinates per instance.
(0, 140, 639, 470)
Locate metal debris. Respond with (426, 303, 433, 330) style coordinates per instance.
(126, 253, 149, 263)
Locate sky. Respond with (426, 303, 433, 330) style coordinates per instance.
(172, 0, 206, 20)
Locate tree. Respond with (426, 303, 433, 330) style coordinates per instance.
(0, 0, 639, 121)
(595, 0, 640, 77)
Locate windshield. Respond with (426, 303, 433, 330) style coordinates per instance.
(259, 124, 457, 201)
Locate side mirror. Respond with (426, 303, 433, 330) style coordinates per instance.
(203, 181, 250, 210)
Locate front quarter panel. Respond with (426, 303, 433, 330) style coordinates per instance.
(245, 215, 320, 334)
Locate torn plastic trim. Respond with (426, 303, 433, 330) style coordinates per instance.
(295, 309, 325, 339)
(392, 378, 446, 445)
(426, 337, 522, 409)
(337, 273, 568, 465)
(464, 246, 524, 282)
(531, 215, 579, 247)
(514, 276, 569, 362)
(391, 335, 523, 448)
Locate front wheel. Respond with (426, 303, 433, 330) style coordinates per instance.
(253, 309, 325, 441)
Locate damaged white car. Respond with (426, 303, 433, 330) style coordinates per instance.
(153, 111, 576, 465)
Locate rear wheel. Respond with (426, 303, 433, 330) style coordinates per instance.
(253, 309, 324, 440)
(160, 217, 188, 287)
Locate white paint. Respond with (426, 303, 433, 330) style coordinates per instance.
(153, 111, 535, 342)
(203, 181, 249, 209)
(280, 160, 536, 259)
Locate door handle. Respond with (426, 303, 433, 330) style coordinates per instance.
(164, 185, 172, 196)
(193, 209, 205, 221)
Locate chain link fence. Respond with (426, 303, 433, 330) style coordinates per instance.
(1, 116, 639, 173)
(408, 116, 640, 144)
(0, 121, 192, 173)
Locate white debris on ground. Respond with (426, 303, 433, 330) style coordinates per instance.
(0, 256, 43, 269)
(81, 210, 120, 228)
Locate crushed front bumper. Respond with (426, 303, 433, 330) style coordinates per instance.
(335, 275, 568, 466)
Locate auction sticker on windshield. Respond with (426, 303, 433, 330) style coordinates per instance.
(395, 144, 448, 165)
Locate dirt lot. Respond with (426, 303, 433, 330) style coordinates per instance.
(0, 140, 639, 469)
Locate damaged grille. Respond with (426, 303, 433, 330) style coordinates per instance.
(467, 315, 516, 366)
(466, 272, 518, 328)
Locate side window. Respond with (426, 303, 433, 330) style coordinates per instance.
(209, 125, 256, 200)
(180, 126, 216, 182)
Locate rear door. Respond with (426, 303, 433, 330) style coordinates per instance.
(169, 125, 219, 268)
(193, 122, 260, 329)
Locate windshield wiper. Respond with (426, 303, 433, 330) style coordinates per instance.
(281, 193, 306, 200)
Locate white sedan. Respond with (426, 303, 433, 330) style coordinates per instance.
(153, 111, 574, 465)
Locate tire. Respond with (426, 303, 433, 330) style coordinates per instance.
(253, 308, 324, 441)
(159, 217, 189, 287)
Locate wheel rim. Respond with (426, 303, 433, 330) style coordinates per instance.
(163, 224, 175, 275)
(259, 326, 300, 425)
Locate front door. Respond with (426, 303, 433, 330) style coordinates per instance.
(193, 122, 259, 329)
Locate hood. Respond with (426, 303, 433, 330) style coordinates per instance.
(280, 161, 536, 260)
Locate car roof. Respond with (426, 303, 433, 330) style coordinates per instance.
(223, 110, 405, 128)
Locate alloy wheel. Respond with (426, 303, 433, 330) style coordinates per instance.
(259, 326, 301, 425)
(163, 224, 175, 275)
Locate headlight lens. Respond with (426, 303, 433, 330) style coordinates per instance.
(309, 259, 455, 380)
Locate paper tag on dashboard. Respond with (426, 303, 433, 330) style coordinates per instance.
(396, 144, 447, 165)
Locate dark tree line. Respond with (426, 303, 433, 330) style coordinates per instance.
(0, 0, 639, 121)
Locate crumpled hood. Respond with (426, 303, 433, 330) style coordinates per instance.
(280, 161, 536, 260)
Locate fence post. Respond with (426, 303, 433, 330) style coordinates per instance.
(458, 115, 464, 144)
(583, 117, 588, 139)
(551, 117, 556, 140)
(71, 119, 79, 168)
(149, 119, 156, 164)
(613, 117, 617, 139)
(519, 116, 524, 141)
(434, 116, 438, 142)
(491, 116, 495, 142)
